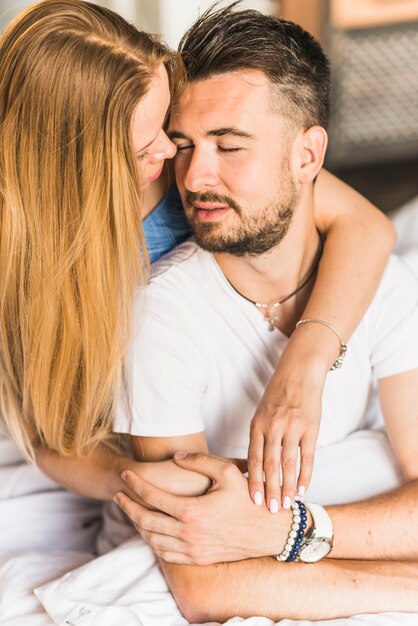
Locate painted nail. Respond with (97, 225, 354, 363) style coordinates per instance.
(269, 498, 279, 513)
(283, 496, 291, 509)
(298, 486, 306, 496)
(174, 450, 188, 459)
(113, 495, 120, 505)
(121, 471, 128, 482)
(253, 490, 263, 506)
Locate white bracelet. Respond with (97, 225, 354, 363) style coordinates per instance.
(274, 500, 307, 562)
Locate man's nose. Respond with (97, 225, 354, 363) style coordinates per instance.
(183, 150, 218, 193)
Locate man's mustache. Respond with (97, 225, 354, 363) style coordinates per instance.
(186, 191, 241, 215)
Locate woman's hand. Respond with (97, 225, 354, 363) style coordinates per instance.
(247, 323, 335, 511)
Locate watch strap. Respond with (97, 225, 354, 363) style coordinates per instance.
(304, 502, 333, 538)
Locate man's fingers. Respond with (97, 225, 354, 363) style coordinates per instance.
(297, 434, 317, 495)
(173, 451, 238, 484)
(158, 552, 193, 565)
(247, 431, 265, 505)
(141, 529, 188, 556)
(263, 437, 282, 513)
(118, 470, 188, 519)
(134, 504, 184, 539)
(280, 436, 299, 508)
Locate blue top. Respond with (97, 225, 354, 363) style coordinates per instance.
(142, 185, 192, 263)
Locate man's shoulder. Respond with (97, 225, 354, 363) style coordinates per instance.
(371, 254, 418, 308)
(149, 240, 206, 282)
(142, 241, 221, 312)
(358, 253, 418, 378)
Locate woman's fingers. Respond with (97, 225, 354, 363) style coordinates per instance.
(263, 436, 282, 512)
(247, 427, 265, 505)
(297, 431, 317, 496)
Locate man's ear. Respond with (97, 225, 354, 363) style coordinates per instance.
(296, 126, 328, 184)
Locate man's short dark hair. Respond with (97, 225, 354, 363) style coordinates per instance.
(178, 1, 331, 130)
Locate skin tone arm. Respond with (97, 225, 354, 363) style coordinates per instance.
(35, 434, 210, 503)
(249, 168, 397, 510)
(115, 368, 418, 622)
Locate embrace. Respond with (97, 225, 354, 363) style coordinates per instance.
(1, 1, 418, 624)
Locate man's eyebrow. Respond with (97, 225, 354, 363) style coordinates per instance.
(167, 130, 189, 140)
(208, 127, 254, 139)
(167, 127, 254, 141)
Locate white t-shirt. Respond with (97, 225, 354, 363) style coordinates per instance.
(114, 242, 418, 459)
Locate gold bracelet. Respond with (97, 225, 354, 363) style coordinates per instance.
(295, 318, 347, 371)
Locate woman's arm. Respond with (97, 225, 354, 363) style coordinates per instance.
(306, 169, 396, 338)
(34, 435, 210, 503)
(248, 170, 396, 509)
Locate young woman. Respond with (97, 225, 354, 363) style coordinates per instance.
(0, 0, 395, 514)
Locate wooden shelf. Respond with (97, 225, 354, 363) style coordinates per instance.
(331, 0, 418, 30)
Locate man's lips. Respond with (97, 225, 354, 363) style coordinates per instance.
(192, 201, 231, 222)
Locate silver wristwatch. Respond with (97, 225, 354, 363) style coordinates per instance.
(298, 502, 333, 563)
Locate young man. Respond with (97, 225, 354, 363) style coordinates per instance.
(114, 5, 418, 622)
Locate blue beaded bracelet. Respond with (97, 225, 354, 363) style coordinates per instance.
(286, 502, 307, 562)
(274, 500, 307, 562)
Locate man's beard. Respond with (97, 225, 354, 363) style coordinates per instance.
(183, 177, 298, 257)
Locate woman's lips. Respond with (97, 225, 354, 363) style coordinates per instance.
(147, 166, 163, 182)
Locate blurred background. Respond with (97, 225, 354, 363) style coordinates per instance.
(1, 0, 418, 214)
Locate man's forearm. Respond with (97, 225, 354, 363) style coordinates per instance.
(162, 558, 418, 623)
(158, 467, 418, 622)
(329, 479, 418, 560)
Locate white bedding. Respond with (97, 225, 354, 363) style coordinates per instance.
(1, 196, 418, 626)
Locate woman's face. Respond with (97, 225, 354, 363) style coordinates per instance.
(131, 64, 176, 187)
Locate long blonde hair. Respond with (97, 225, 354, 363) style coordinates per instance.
(0, 0, 183, 459)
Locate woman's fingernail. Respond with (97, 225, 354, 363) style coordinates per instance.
(298, 486, 306, 496)
(269, 498, 279, 513)
(121, 471, 128, 482)
(253, 490, 263, 506)
(174, 450, 188, 459)
(283, 496, 291, 509)
(113, 495, 120, 505)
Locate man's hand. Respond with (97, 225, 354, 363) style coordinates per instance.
(114, 452, 291, 565)
(248, 330, 328, 511)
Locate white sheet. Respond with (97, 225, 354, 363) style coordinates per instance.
(1, 195, 418, 626)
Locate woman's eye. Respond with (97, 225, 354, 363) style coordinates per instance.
(176, 144, 193, 152)
(137, 150, 150, 161)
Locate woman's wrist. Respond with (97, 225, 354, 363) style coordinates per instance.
(291, 320, 344, 373)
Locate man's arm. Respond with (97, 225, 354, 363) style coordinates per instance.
(162, 558, 418, 623)
(117, 452, 418, 623)
(325, 368, 418, 560)
(115, 368, 418, 621)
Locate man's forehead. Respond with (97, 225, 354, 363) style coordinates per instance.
(175, 70, 271, 109)
(169, 69, 274, 130)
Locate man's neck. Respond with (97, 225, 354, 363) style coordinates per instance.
(214, 207, 319, 336)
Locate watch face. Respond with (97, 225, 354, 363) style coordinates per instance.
(299, 538, 332, 563)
